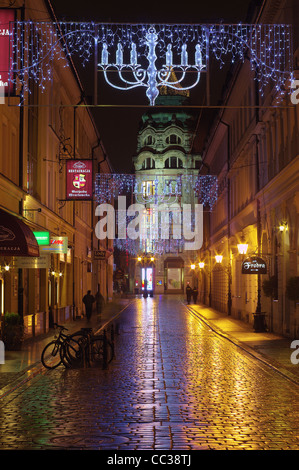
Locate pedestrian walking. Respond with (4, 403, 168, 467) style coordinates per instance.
(186, 283, 192, 304)
(82, 290, 95, 321)
(192, 287, 198, 304)
(95, 285, 105, 315)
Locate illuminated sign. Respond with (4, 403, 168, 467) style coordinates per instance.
(0, 9, 15, 96)
(242, 256, 267, 275)
(66, 160, 93, 200)
(33, 231, 50, 246)
(41, 237, 68, 254)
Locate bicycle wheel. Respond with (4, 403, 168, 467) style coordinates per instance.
(41, 341, 62, 369)
(61, 336, 85, 368)
(90, 336, 114, 366)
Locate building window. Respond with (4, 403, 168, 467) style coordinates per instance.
(142, 181, 155, 196)
(166, 134, 181, 145)
(142, 157, 155, 169)
(144, 135, 155, 146)
(165, 157, 183, 169)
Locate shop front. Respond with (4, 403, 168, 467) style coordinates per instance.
(0, 208, 40, 339)
(164, 257, 184, 294)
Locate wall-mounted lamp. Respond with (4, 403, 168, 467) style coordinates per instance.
(0, 264, 11, 273)
(198, 262, 205, 269)
(237, 243, 248, 255)
(191, 264, 196, 270)
(279, 223, 287, 232)
(215, 255, 223, 264)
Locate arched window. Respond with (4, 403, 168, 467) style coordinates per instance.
(166, 134, 181, 145)
(165, 157, 183, 169)
(142, 157, 155, 169)
(144, 135, 155, 146)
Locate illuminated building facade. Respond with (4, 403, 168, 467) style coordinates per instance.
(0, 0, 113, 338)
(133, 87, 202, 294)
(198, 0, 299, 335)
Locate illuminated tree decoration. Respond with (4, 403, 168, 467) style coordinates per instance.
(9, 22, 293, 105)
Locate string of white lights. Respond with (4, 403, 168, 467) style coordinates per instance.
(95, 173, 218, 208)
(9, 22, 293, 104)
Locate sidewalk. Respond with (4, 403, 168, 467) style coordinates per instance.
(0, 298, 132, 393)
(185, 301, 299, 385)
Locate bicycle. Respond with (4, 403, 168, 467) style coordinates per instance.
(41, 323, 83, 369)
(67, 327, 115, 368)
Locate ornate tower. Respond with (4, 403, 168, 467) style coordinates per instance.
(133, 85, 202, 294)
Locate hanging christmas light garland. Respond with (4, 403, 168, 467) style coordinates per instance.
(9, 22, 293, 104)
(95, 173, 218, 207)
(95, 172, 216, 255)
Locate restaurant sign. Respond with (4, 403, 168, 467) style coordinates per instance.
(242, 256, 267, 275)
(66, 159, 93, 200)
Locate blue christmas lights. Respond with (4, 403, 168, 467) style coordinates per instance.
(8, 22, 293, 105)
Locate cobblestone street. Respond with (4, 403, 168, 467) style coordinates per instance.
(1, 296, 299, 451)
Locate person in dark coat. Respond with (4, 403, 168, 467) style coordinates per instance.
(192, 287, 198, 304)
(82, 290, 95, 321)
(186, 283, 192, 304)
(95, 286, 105, 315)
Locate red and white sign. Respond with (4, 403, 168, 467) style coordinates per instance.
(40, 237, 68, 254)
(0, 9, 15, 96)
(66, 160, 93, 200)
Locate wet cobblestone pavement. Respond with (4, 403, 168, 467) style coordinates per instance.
(1, 296, 299, 450)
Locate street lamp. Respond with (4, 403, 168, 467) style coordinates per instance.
(279, 222, 287, 232)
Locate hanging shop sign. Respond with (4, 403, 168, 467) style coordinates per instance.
(93, 249, 106, 260)
(66, 159, 93, 200)
(242, 256, 267, 275)
(40, 237, 68, 254)
(0, 9, 15, 96)
(33, 231, 50, 246)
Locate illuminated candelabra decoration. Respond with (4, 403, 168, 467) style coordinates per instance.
(98, 25, 204, 106)
(8, 22, 294, 105)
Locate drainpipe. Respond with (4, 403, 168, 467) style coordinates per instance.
(220, 119, 232, 316)
(91, 139, 102, 294)
(72, 97, 84, 319)
(18, 5, 25, 324)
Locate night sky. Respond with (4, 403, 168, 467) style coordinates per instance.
(49, 0, 255, 172)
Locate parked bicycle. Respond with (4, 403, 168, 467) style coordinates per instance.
(41, 323, 84, 370)
(41, 323, 115, 370)
(67, 327, 115, 369)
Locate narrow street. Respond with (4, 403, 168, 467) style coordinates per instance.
(0, 295, 299, 451)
